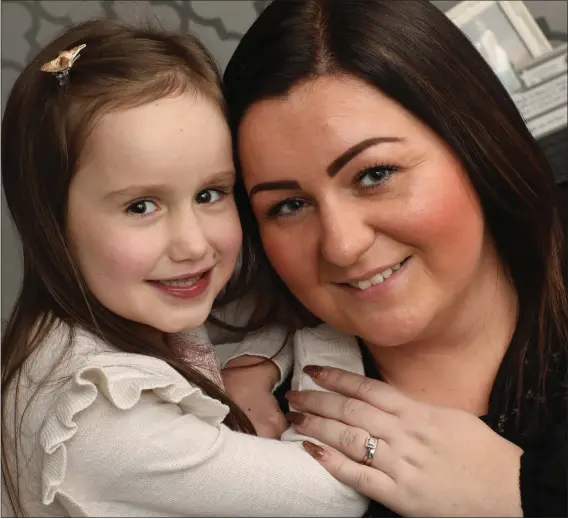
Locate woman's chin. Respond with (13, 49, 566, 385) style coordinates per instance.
(358, 333, 419, 349)
(349, 316, 430, 350)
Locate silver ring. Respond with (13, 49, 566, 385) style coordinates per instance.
(361, 436, 378, 465)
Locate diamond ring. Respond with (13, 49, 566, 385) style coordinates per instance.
(361, 436, 378, 465)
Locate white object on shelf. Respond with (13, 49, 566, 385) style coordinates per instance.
(525, 104, 568, 140)
(512, 74, 568, 121)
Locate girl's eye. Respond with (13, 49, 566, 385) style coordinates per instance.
(267, 198, 307, 218)
(126, 200, 159, 215)
(196, 189, 225, 204)
(357, 165, 398, 188)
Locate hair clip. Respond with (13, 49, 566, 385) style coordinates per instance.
(40, 44, 86, 87)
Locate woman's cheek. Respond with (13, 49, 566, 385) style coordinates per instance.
(404, 161, 484, 248)
(261, 227, 312, 286)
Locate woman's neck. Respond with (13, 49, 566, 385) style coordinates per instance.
(365, 256, 519, 416)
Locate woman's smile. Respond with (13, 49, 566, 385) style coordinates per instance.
(337, 256, 412, 299)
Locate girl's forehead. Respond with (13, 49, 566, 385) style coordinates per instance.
(75, 94, 233, 196)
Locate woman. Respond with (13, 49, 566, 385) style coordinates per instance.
(222, 0, 567, 516)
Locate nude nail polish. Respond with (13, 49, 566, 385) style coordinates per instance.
(286, 411, 305, 425)
(303, 365, 325, 379)
(285, 390, 302, 402)
(302, 441, 325, 459)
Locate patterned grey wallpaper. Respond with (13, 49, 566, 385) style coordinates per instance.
(1, 1, 566, 319)
(1, 0, 269, 112)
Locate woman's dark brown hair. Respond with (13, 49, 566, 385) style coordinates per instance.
(224, 0, 567, 433)
(1, 19, 255, 516)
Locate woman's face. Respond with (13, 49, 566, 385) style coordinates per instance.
(238, 75, 498, 347)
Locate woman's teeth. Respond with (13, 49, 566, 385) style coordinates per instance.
(157, 273, 204, 287)
(349, 260, 404, 290)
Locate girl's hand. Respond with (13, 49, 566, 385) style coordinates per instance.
(286, 366, 523, 517)
(223, 356, 288, 439)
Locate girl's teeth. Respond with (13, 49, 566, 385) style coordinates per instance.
(349, 261, 403, 290)
(158, 274, 203, 287)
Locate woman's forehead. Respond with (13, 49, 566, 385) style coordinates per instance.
(238, 75, 436, 172)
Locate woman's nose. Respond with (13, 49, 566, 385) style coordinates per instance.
(319, 202, 375, 268)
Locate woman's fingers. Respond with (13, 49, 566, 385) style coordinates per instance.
(286, 389, 398, 438)
(288, 412, 394, 472)
(302, 441, 398, 510)
(303, 365, 408, 414)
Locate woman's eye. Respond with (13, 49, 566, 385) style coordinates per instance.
(357, 165, 397, 188)
(267, 198, 306, 218)
(126, 200, 159, 215)
(196, 189, 225, 204)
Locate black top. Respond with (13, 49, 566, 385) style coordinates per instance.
(357, 341, 567, 517)
(274, 341, 567, 517)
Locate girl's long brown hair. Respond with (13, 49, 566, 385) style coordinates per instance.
(1, 19, 255, 516)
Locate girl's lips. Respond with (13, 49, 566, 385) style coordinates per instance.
(147, 269, 212, 300)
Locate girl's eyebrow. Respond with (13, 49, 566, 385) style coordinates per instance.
(104, 170, 236, 200)
(207, 169, 237, 184)
(104, 183, 171, 200)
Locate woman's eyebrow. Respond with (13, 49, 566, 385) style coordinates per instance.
(248, 136, 404, 198)
(249, 180, 301, 198)
(327, 136, 404, 177)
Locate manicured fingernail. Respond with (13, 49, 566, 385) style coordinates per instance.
(302, 441, 326, 459)
(303, 365, 325, 379)
(286, 411, 306, 425)
(285, 390, 301, 402)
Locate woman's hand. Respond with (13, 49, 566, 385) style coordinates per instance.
(286, 366, 523, 517)
(222, 355, 288, 439)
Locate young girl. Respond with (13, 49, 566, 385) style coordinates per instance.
(1, 19, 367, 517)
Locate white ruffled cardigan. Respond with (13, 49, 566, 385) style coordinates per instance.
(2, 312, 367, 517)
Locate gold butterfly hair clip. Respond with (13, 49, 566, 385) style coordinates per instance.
(40, 44, 86, 87)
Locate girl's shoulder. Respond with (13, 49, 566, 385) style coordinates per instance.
(17, 319, 170, 393)
(4, 320, 230, 516)
(7, 318, 230, 448)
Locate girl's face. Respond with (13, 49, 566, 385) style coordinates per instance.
(238, 75, 502, 348)
(67, 93, 242, 333)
